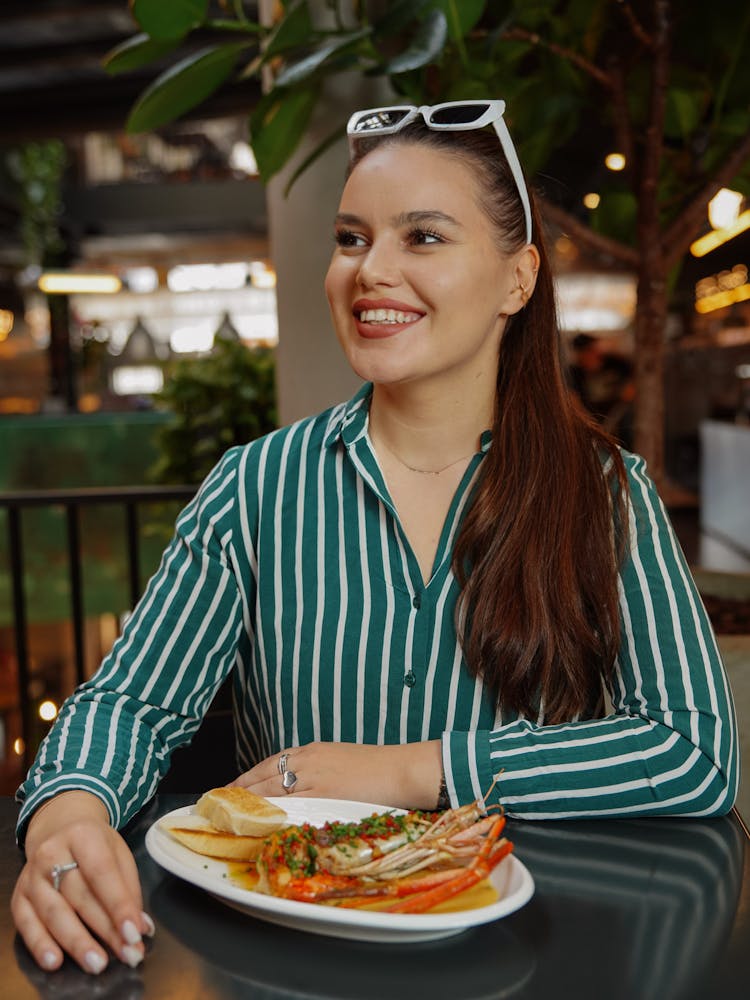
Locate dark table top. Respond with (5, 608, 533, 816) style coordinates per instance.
(2, 794, 749, 1000)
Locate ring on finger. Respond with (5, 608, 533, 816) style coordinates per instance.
(50, 861, 79, 892)
(281, 769, 298, 792)
(277, 753, 290, 776)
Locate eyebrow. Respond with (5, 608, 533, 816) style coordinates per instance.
(333, 210, 462, 228)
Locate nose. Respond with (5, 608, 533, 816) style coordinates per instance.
(357, 238, 400, 289)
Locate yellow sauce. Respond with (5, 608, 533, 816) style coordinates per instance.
(225, 863, 497, 913)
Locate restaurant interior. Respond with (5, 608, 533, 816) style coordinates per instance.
(0, 2, 748, 813)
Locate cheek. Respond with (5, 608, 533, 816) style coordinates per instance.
(324, 261, 352, 312)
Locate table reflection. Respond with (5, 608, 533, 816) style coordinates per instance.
(11, 799, 745, 1000)
(510, 815, 745, 1000)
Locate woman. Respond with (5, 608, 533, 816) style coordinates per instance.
(12, 101, 738, 974)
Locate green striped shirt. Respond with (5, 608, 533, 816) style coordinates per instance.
(17, 384, 739, 834)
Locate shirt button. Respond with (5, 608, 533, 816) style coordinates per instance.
(412, 593, 421, 610)
(404, 671, 416, 688)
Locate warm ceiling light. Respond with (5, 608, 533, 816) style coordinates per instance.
(0, 309, 13, 340)
(708, 188, 743, 231)
(605, 153, 626, 171)
(38, 699, 58, 721)
(694, 283, 750, 314)
(38, 273, 122, 294)
(690, 210, 750, 257)
(583, 192, 601, 209)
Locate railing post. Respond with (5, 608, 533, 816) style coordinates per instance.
(7, 505, 33, 771)
(125, 501, 141, 610)
(65, 503, 86, 686)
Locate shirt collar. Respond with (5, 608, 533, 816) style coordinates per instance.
(324, 382, 494, 452)
(324, 382, 373, 449)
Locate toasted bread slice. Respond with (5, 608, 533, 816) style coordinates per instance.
(195, 786, 287, 837)
(167, 823, 266, 860)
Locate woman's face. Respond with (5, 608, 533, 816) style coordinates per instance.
(325, 142, 524, 393)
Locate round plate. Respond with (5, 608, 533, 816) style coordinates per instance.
(145, 797, 534, 944)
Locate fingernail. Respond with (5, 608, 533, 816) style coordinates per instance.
(85, 950, 107, 975)
(41, 950, 58, 971)
(121, 944, 143, 968)
(141, 911, 156, 937)
(121, 919, 142, 945)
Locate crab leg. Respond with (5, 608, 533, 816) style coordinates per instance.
(384, 818, 513, 914)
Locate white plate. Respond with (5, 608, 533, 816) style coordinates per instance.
(145, 798, 534, 943)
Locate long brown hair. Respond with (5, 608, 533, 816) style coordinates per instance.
(351, 120, 629, 724)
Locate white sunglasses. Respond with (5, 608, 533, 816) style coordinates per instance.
(347, 100, 532, 245)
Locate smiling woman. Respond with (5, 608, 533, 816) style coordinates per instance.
(11, 101, 738, 977)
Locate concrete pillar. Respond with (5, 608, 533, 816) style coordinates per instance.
(260, 2, 392, 424)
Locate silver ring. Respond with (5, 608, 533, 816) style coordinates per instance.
(50, 861, 79, 892)
(281, 769, 298, 792)
(277, 753, 290, 776)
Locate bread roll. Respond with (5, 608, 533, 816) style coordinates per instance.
(167, 823, 267, 860)
(195, 786, 287, 837)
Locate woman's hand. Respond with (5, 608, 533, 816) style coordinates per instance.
(231, 740, 443, 810)
(11, 791, 154, 975)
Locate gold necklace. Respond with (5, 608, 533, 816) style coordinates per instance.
(378, 437, 475, 476)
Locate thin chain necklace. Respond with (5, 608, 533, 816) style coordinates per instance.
(377, 436, 475, 476)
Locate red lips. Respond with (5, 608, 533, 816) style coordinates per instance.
(352, 298, 425, 339)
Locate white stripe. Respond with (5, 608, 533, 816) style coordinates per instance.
(333, 447, 348, 742)
(272, 425, 296, 747)
(355, 475, 371, 744)
(503, 744, 702, 805)
(420, 572, 454, 740)
(252, 436, 275, 751)
(623, 485, 671, 719)
(376, 504, 396, 744)
(310, 438, 328, 743)
(291, 419, 315, 745)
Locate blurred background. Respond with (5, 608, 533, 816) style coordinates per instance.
(0, 1, 748, 802)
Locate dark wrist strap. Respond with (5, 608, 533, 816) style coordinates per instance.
(436, 775, 450, 811)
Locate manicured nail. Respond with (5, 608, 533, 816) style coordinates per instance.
(41, 950, 58, 971)
(85, 950, 107, 975)
(121, 919, 142, 945)
(121, 944, 143, 968)
(141, 911, 155, 937)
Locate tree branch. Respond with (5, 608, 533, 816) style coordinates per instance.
(663, 127, 750, 267)
(501, 27, 614, 89)
(538, 196, 640, 267)
(607, 56, 635, 169)
(615, 0, 654, 48)
(637, 1, 670, 245)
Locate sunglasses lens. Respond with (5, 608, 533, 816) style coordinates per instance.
(350, 109, 412, 133)
(428, 104, 490, 126)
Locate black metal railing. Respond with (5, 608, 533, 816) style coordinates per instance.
(1, 485, 196, 769)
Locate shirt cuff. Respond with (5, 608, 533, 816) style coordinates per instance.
(15, 774, 121, 849)
(441, 729, 496, 808)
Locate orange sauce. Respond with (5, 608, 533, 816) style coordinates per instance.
(225, 863, 497, 913)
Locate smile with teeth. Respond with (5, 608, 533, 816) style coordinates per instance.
(357, 308, 422, 324)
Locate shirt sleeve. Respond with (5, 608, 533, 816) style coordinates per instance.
(441, 452, 740, 819)
(15, 448, 247, 845)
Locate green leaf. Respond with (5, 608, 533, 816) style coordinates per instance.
(282, 122, 346, 196)
(664, 88, 704, 140)
(250, 87, 319, 182)
(590, 190, 638, 246)
(372, 0, 433, 37)
(126, 45, 244, 133)
(263, 0, 313, 61)
(382, 9, 448, 75)
(273, 28, 372, 88)
(103, 33, 181, 75)
(433, 0, 487, 41)
(131, 0, 209, 41)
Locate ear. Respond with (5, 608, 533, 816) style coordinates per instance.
(500, 244, 541, 316)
